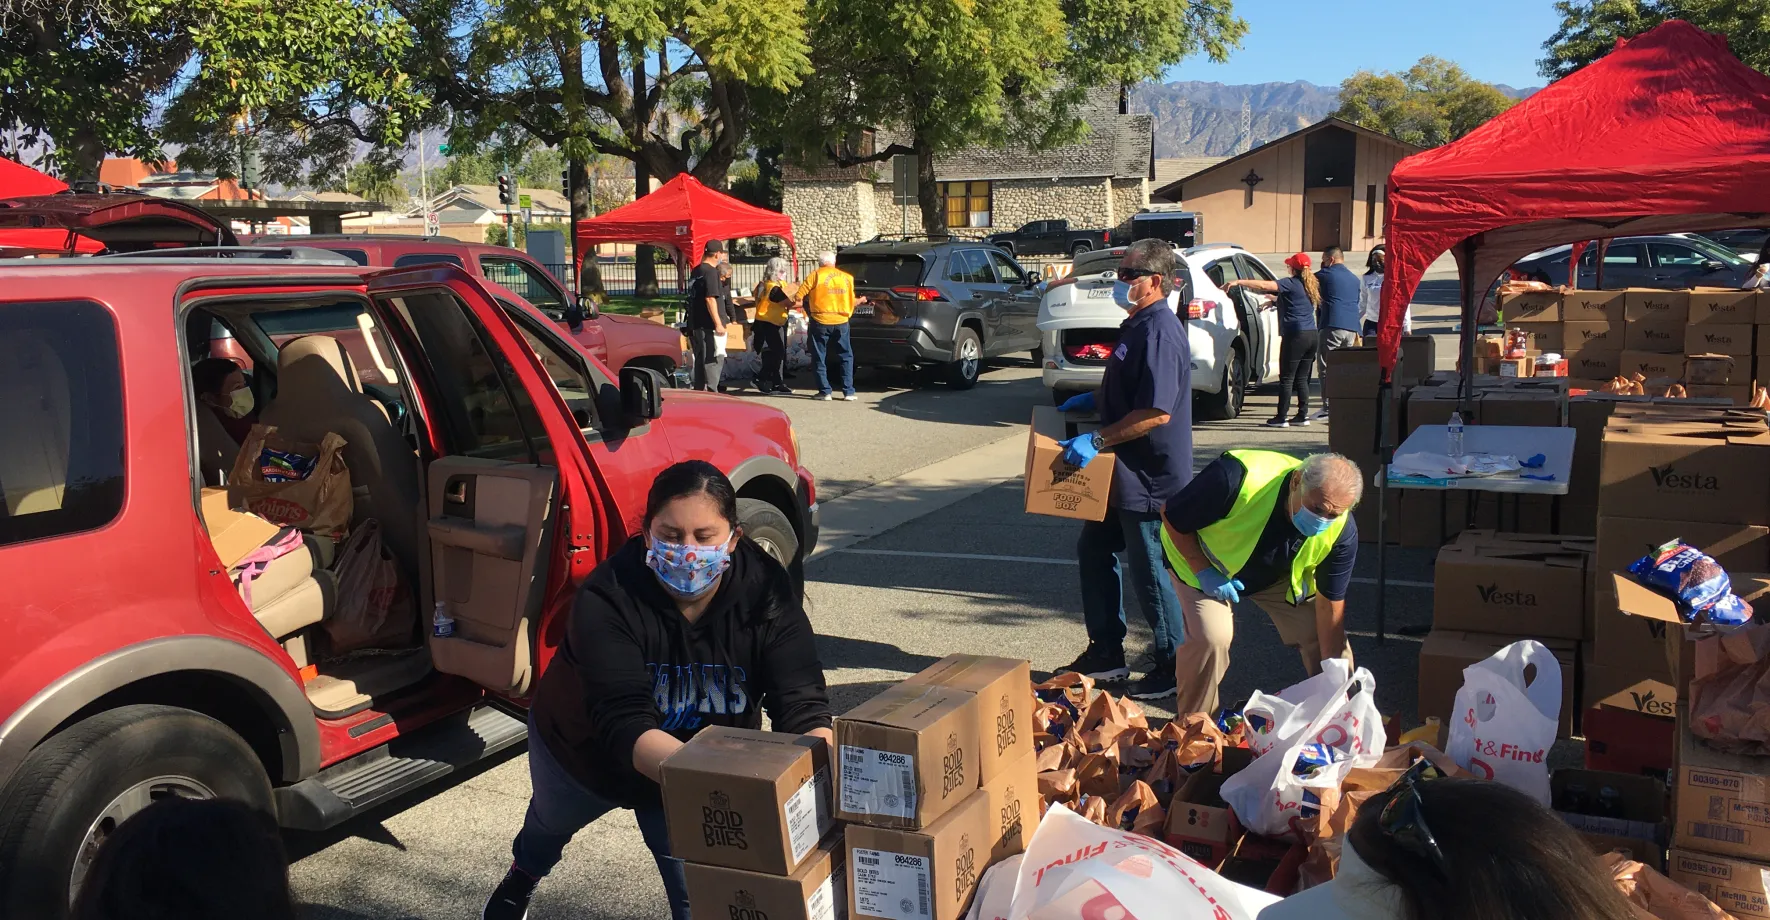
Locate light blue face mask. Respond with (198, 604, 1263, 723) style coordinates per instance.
(1292, 506, 1334, 537)
(1111, 279, 1136, 309)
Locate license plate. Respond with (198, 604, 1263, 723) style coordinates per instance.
(1083, 287, 1112, 299)
(855, 304, 875, 315)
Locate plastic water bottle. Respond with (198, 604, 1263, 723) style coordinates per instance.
(432, 600, 455, 638)
(1447, 411, 1465, 459)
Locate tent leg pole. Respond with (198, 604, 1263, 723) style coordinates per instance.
(1375, 380, 1393, 645)
(1459, 237, 1479, 409)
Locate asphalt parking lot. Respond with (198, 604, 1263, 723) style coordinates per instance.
(288, 284, 1462, 919)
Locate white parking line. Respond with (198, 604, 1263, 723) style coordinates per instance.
(828, 547, 1435, 588)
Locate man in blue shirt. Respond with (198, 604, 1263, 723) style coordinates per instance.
(1313, 246, 1362, 419)
(1052, 239, 1192, 700)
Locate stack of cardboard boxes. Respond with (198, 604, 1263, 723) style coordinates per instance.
(836, 655, 1038, 920)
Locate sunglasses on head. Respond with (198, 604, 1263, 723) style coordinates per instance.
(1379, 758, 1448, 872)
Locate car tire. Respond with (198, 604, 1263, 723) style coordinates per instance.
(0, 704, 273, 919)
(738, 497, 800, 569)
(1030, 346, 1044, 365)
(1071, 242, 1091, 258)
(997, 242, 1015, 256)
(945, 327, 983, 390)
(1195, 343, 1245, 421)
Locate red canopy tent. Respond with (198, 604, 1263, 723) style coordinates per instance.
(0, 158, 103, 254)
(573, 173, 797, 267)
(1377, 20, 1770, 386)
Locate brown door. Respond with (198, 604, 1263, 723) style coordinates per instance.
(1310, 202, 1343, 251)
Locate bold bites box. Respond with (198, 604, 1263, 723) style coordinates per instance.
(900, 656, 1033, 787)
(979, 748, 1040, 865)
(1668, 849, 1770, 919)
(662, 726, 835, 876)
(1689, 289, 1760, 325)
(1564, 290, 1626, 324)
(847, 788, 992, 920)
(1431, 534, 1591, 640)
(1689, 324, 1756, 358)
(1499, 290, 1561, 323)
(685, 836, 845, 920)
(1024, 407, 1114, 522)
(837, 684, 980, 830)
(1674, 706, 1770, 862)
(1597, 423, 1770, 525)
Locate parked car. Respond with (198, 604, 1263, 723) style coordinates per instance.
(0, 194, 817, 917)
(1696, 228, 1769, 259)
(1039, 243, 1281, 421)
(839, 238, 1043, 389)
(1129, 205, 1203, 250)
(248, 234, 683, 382)
(1510, 234, 1758, 289)
(984, 219, 1113, 258)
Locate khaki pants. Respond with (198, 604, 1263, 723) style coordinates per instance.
(1170, 577, 1355, 717)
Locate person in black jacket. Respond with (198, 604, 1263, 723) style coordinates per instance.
(482, 460, 832, 920)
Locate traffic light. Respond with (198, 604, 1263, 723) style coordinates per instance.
(497, 174, 513, 205)
(560, 169, 570, 199)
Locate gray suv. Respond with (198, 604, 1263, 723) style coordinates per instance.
(839, 238, 1042, 389)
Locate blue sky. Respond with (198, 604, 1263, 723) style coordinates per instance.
(1165, 0, 1564, 88)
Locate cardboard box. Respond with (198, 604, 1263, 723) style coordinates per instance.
(662, 726, 836, 875)
(1500, 290, 1561, 323)
(1511, 323, 1564, 354)
(1569, 397, 1623, 507)
(1597, 424, 1770, 525)
(1610, 573, 1770, 699)
(199, 487, 282, 568)
(1323, 346, 1384, 399)
(1594, 518, 1770, 587)
(1564, 290, 1627, 324)
(1627, 290, 1693, 325)
(1687, 384, 1758, 405)
(1585, 652, 1678, 721)
(1431, 535, 1591, 639)
(1496, 356, 1536, 378)
(1620, 351, 1683, 380)
(847, 788, 991, 920)
(1668, 849, 1770, 918)
(979, 748, 1040, 864)
(1405, 386, 1475, 436)
(900, 656, 1033, 787)
(1418, 630, 1577, 739)
(1327, 395, 1401, 465)
(1759, 325, 1770, 356)
(1585, 702, 1676, 780)
(1674, 707, 1770, 861)
(685, 837, 845, 920)
(836, 684, 980, 830)
(1563, 321, 1621, 351)
(1591, 588, 1675, 681)
(1689, 289, 1760, 326)
(1690, 325, 1756, 358)
(1399, 335, 1436, 386)
(1686, 354, 1741, 385)
(1587, 832, 1665, 871)
(1568, 350, 1627, 380)
(1024, 407, 1114, 522)
(1626, 320, 1688, 355)
(1165, 747, 1255, 867)
(1480, 389, 1566, 427)
(1553, 768, 1668, 849)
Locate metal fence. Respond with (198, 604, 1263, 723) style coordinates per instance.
(547, 252, 1078, 296)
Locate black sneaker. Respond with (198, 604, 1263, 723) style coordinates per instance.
(1128, 661, 1178, 700)
(1291, 415, 1311, 427)
(483, 865, 538, 920)
(1264, 417, 1289, 428)
(1057, 642, 1130, 682)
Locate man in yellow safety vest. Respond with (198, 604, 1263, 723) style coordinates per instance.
(1160, 450, 1363, 716)
(798, 251, 866, 401)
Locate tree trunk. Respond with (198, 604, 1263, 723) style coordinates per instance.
(568, 155, 604, 300)
(914, 133, 945, 238)
(632, 51, 658, 299)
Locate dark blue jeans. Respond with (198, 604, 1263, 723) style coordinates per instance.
(1076, 506, 1186, 661)
(512, 725, 690, 920)
(808, 320, 854, 397)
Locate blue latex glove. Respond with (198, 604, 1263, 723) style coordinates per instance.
(1198, 569, 1245, 603)
(1058, 391, 1096, 413)
(1059, 434, 1100, 467)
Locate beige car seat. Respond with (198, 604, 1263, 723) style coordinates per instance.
(257, 335, 422, 571)
(0, 332, 72, 517)
(239, 538, 337, 667)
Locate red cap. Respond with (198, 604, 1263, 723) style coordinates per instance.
(1285, 253, 1312, 271)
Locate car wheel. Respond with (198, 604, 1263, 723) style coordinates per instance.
(945, 327, 983, 390)
(738, 498, 800, 569)
(1030, 346, 1044, 365)
(1071, 242, 1091, 258)
(1195, 344, 1245, 421)
(0, 704, 273, 918)
(998, 242, 1014, 256)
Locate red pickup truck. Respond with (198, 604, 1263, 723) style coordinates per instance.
(0, 194, 816, 917)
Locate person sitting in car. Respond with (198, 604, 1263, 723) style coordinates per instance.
(192, 357, 258, 485)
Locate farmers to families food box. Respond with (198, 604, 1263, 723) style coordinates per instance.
(1024, 406, 1115, 522)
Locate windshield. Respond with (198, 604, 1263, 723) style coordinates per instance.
(1074, 249, 1126, 277)
(838, 253, 927, 288)
(1682, 236, 1751, 266)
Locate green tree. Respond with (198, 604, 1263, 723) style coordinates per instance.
(1539, 1, 1770, 79)
(1332, 57, 1516, 148)
(326, 160, 409, 209)
(768, 0, 1245, 235)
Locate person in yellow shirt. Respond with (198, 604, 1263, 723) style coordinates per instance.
(750, 257, 799, 395)
(798, 251, 865, 401)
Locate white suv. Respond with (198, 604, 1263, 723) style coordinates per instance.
(1038, 243, 1281, 420)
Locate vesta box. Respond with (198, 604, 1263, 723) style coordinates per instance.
(1598, 423, 1770, 525)
(662, 726, 836, 875)
(900, 656, 1033, 786)
(685, 837, 847, 920)
(846, 788, 992, 920)
(1688, 325, 1755, 358)
(1668, 849, 1770, 919)
(1024, 406, 1115, 522)
(1431, 533, 1591, 640)
(1626, 290, 1692, 325)
(1499, 290, 1560, 323)
(1618, 350, 1681, 379)
(979, 749, 1040, 864)
(1689, 289, 1760, 325)
(1563, 290, 1626, 323)
(1562, 321, 1620, 350)
(1674, 706, 1770, 862)
(836, 684, 980, 830)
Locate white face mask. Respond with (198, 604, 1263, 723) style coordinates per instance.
(225, 387, 255, 419)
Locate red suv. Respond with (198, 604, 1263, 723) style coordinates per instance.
(0, 195, 816, 917)
(248, 234, 683, 382)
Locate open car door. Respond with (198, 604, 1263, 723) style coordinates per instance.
(0, 193, 236, 252)
(366, 264, 601, 697)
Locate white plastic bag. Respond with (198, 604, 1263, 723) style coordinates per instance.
(965, 854, 1022, 920)
(1222, 663, 1385, 841)
(1004, 804, 1279, 920)
(1239, 659, 1385, 759)
(1445, 638, 1561, 804)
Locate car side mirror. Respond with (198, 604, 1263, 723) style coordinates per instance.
(1705, 261, 1725, 273)
(620, 366, 666, 423)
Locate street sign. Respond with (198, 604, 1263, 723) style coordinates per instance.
(521, 208, 532, 223)
(518, 193, 532, 209)
(424, 211, 440, 236)
(438, 144, 451, 156)
(892, 155, 918, 205)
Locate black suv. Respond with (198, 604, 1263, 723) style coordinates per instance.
(838, 238, 1042, 389)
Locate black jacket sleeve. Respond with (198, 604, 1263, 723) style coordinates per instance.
(573, 583, 660, 782)
(758, 598, 833, 736)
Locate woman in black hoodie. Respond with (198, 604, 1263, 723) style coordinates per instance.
(483, 460, 832, 920)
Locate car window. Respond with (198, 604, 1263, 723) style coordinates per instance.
(987, 250, 1027, 285)
(838, 253, 927, 288)
(1236, 255, 1275, 282)
(1651, 243, 1712, 268)
(392, 252, 466, 269)
(1074, 249, 1124, 276)
(1022, 221, 1045, 235)
(498, 301, 597, 431)
(250, 301, 402, 386)
(382, 290, 544, 463)
(0, 301, 126, 548)
(945, 250, 995, 284)
(320, 248, 369, 266)
(481, 257, 567, 312)
(1204, 257, 1242, 288)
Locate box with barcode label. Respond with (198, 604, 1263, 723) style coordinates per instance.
(836, 684, 981, 830)
(847, 788, 992, 920)
(1674, 706, 1770, 861)
(900, 655, 1034, 787)
(662, 726, 835, 876)
(1668, 849, 1770, 918)
(686, 835, 847, 920)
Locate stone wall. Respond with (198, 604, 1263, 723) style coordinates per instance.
(786, 174, 1147, 249)
(782, 179, 876, 256)
(1109, 178, 1149, 238)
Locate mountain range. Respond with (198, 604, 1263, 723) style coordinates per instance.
(1132, 80, 1540, 157)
